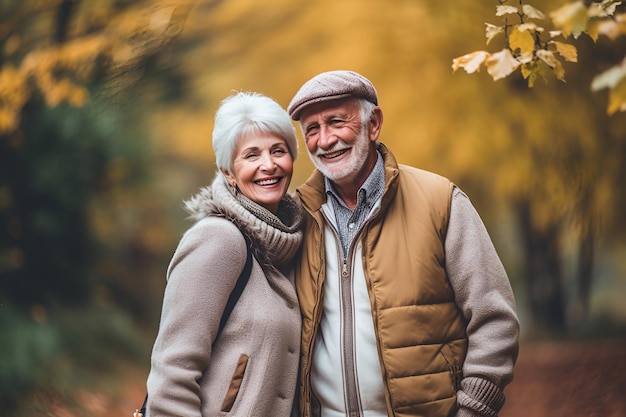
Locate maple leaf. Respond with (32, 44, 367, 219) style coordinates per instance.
(485, 48, 521, 81)
(550, 1, 588, 38)
(552, 41, 578, 62)
(452, 51, 490, 74)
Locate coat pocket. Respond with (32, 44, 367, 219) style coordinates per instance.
(221, 353, 249, 412)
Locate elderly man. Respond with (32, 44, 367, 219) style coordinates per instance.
(288, 70, 519, 417)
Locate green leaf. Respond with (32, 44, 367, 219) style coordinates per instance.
(521, 61, 548, 87)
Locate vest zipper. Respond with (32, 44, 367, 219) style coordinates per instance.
(321, 206, 381, 417)
(321, 210, 362, 417)
(340, 257, 361, 417)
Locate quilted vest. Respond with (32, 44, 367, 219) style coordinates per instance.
(296, 143, 468, 417)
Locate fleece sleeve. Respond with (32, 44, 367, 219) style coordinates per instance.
(146, 218, 248, 417)
(445, 187, 520, 417)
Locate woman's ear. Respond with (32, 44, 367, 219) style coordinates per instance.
(221, 168, 236, 187)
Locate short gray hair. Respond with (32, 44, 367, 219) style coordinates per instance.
(213, 92, 298, 172)
(359, 98, 377, 128)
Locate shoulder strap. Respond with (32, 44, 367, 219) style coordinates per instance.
(217, 240, 252, 337)
(136, 240, 253, 417)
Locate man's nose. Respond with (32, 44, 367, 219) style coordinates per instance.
(317, 124, 336, 149)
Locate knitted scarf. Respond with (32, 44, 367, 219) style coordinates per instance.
(183, 173, 303, 269)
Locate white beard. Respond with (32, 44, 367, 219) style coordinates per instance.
(307, 126, 371, 182)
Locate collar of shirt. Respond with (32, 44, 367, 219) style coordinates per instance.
(324, 150, 385, 212)
(324, 151, 385, 256)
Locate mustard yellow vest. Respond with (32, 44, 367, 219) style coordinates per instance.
(296, 143, 468, 417)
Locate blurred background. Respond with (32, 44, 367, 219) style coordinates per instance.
(1, 0, 625, 416)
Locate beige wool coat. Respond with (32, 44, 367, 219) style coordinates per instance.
(146, 174, 303, 417)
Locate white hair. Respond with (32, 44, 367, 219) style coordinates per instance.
(212, 92, 298, 172)
(358, 98, 377, 128)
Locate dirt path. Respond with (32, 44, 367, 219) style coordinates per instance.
(73, 338, 626, 417)
(501, 338, 626, 417)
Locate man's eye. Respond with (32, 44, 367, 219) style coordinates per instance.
(330, 119, 345, 126)
(305, 126, 319, 136)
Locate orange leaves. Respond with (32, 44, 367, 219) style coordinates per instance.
(0, 0, 194, 135)
(452, 0, 626, 115)
(0, 66, 29, 133)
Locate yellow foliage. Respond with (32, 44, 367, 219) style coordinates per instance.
(0, 66, 29, 133)
(509, 24, 536, 61)
(551, 41, 578, 62)
(550, 1, 588, 38)
(607, 77, 626, 115)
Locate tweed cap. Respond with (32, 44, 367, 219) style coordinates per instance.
(287, 70, 378, 120)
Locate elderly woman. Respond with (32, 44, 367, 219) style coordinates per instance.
(144, 92, 303, 416)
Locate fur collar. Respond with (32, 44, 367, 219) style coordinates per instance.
(183, 174, 303, 269)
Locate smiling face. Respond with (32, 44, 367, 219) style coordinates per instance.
(300, 98, 382, 190)
(221, 131, 294, 214)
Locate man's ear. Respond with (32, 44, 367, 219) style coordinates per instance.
(368, 107, 383, 142)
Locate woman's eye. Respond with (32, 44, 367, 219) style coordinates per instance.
(273, 148, 287, 155)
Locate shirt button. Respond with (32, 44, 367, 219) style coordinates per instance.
(348, 223, 355, 229)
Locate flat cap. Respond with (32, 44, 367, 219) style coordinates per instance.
(287, 70, 378, 120)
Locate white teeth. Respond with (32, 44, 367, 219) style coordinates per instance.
(256, 178, 279, 186)
(324, 149, 347, 159)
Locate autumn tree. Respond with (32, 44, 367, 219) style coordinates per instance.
(0, 0, 200, 411)
(449, 0, 626, 332)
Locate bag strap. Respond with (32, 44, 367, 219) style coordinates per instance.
(135, 240, 253, 417)
(218, 239, 253, 336)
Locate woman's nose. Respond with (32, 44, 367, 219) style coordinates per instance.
(260, 153, 275, 170)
